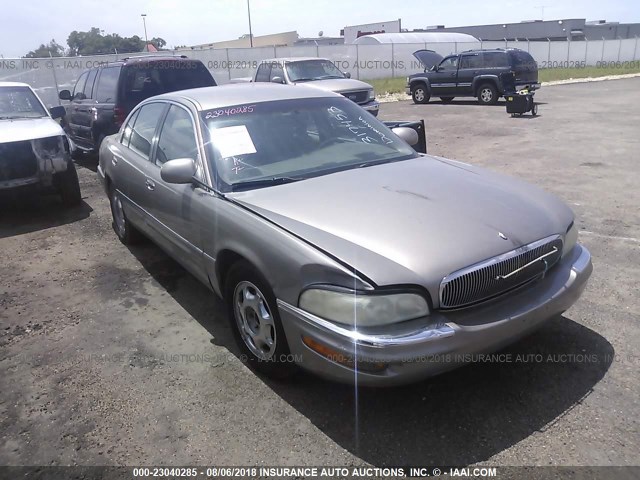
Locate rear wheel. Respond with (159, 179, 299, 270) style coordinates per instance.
(477, 83, 498, 105)
(440, 97, 454, 103)
(411, 84, 430, 104)
(225, 260, 296, 379)
(57, 162, 82, 207)
(109, 185, 144, 245)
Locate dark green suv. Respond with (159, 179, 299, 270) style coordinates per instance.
(406, 48, 539, 105)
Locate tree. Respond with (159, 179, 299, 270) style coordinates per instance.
(24, 39, 65, 58)
(66, 28, 147, 56)
(150, 37, 167, 50)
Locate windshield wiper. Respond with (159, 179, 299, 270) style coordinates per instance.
(292, 77, 316, 83)
(357, 159, 394, 169)
(230, 176, 301, 191)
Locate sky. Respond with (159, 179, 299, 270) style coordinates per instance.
(1, 0, 640, 58)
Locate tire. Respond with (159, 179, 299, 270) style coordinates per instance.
(531, 103, 538, 116)
(71, 148, 84, 161)
(58, 162, 82, 207)
(440, 97, 454, 103)
(411, 83, 430, 104)
(477, 83, 498, 105)
(109, 185, 144, 245)
(225, 260, 296, 379)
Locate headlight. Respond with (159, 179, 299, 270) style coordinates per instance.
(33, 135, 64, 154)
(299, 288, 429, 327)
(368, 89, 375, 101)
(562, 220, 578, 257)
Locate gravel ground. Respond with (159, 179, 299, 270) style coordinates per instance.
(0, 79, 638, 471)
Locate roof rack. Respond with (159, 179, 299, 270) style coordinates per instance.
(121, 54, 188, 61)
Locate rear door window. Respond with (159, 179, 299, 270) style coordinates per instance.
(95, 66, 121, 103)
(128, 102, 166, 159)
(83, 69, 98, 99)
(460, 54, 482, 69)
(121, 109, 140, 147)
(73, 72, 89, 100)
(482, 52, 510, 68)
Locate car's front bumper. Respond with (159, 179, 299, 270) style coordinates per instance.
(360, 100, 380, 116)
(277, 244, 592, 386)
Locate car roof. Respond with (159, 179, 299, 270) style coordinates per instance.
(80, 55, 200, 70)
(259, 57, 329, 64)
(0, 81, 31, 88)
(458, 48, 527, 54)
(150, 83, 340, 111)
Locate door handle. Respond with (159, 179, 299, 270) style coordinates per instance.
(145, 179, 156, 191)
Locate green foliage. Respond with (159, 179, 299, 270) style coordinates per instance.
(24, 39, 65, 58)
(66, 27, 146, 56)
(22, 28, 169, 57)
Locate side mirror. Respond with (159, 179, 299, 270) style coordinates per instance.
(59, 89, 72, 101)
(271, 76, 284, 84)
(160, 158, 197, 184)
(392, 127, 419, 147)
(49, 105, 66, 119)
(343, 72, 351, 79)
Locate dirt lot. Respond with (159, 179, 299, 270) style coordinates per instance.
(1, 79, 639, 469)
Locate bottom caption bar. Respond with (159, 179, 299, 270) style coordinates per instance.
(0, 466, 638, 480)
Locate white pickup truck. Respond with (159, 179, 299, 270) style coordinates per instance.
(231, 57, 379, 116)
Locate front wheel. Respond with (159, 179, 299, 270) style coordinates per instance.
(531, 103, 538, 116)
(477, 83, 498, 105)
(411, 84, 430, 104)
(226, 261, 296, 379)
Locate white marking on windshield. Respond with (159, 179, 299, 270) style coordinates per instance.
(327, 106, 393, 145)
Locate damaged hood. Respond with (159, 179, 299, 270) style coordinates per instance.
(229, 156, 574, 303)
(0, 117, 64, 144)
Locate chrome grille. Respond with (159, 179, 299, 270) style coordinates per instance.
(341, 90, 369, 104)
(440, 235, 563, 309)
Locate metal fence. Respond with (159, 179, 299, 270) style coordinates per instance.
(1, 37, 639, 107)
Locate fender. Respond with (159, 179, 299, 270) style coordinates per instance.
(472, 74, 501, 95)
(408, 76, 432, 93)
